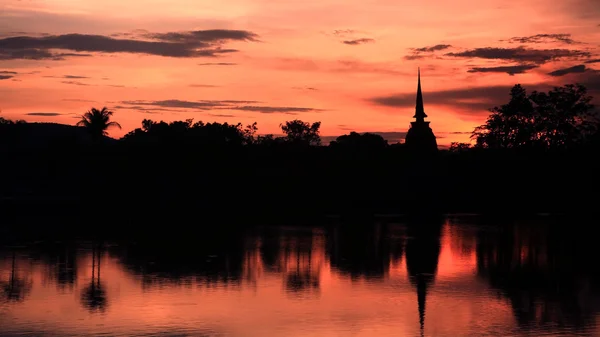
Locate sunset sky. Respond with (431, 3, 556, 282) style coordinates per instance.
(1, 0, 599, 145)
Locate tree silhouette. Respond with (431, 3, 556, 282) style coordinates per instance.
(329, 132, 388, 150)
(472, 84, 597, 149)
(280, 120, 321, 146)
(76, 107, 121, 141)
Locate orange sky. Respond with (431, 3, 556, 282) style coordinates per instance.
(1, 0, 599, 146)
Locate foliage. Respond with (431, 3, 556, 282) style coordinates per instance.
(472, 84, 598, 149)
(122, 119, 258, 146)
(330, 132, 388, 150)
(280, 120, 322, 146)
(76, 107, 121, 140)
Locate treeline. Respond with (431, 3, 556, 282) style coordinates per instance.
(1, 83, 599, 222)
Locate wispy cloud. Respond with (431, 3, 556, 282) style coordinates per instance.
(61, 80, 91, 86)
(506, 33, 580, 44)
(547, 64, 588, 76)
(198, 62, 237, 66)
(467, 64, 538, 75)
(404, 44, 452, 60)
(446, 47, 591, 64)
(118, 99, 322, 115)
(342, 38, 375, 45)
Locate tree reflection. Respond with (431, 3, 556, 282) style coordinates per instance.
(476, 218, 600, 331)
(1, 251, 33, 303)
(80, 244, 107, 313)
(326, 219, 404, 281)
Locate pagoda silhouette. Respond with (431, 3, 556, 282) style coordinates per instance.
(404, 68, 438, 151)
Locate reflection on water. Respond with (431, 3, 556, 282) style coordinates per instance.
(1, 215, 599, 337)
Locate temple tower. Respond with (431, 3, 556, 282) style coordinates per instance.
(404, 68, 438, 151)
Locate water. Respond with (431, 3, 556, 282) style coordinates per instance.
(1, 215, 599, 336)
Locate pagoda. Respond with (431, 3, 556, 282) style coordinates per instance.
(404, 68, 438, 151)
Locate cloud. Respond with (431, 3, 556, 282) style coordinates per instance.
(332, 29, 357, 37)
(507, 34, 579, 44)
(467, 64, 539, 75)
(197, 62, 237, 66)
(0, 75, 14, 80)
(0, 29, 258, 60)
(44, 74, 90, 79)
(230, 106, 322, 114)
(208, 113, 237, 118)
(25, 112, 63, 116)
(342, 38, 375, 45)
(445, 47, 591, 64)
(405, 44, 452, 60)
(118, 99, 321, 115)
(414, 44, 453, 53)
(61, 80, 91, 86)
(369, 85, 546, 113)
(0, 71, 17, 74)
(292, 86, 318, 91)
(585, 59, 600, 64)
(548, 64, 588, 76)
(143, 29, 259, 43)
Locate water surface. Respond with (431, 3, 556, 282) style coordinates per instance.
(1, 215, 599, 336)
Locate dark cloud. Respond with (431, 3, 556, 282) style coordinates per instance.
(446, 47, 591, 64)
(198, 62, 237, 66)
(25, 112, 63, 116)
(548, 64, 588, 76)
(342, 38, 375, 45)
(507, 34, 579, 44)
(0, 29, 258, 60)
(0, 71, 17, 74)
(118, 99, 321, 115)
(585, 59, 600, 64)
(404, 44, 452, 60)
(0, 75, 14, 80)
(467, 64, 539, 75)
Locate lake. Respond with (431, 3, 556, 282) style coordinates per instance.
(1, 214, 599, 336)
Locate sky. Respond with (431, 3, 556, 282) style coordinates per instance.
(1, 0, 599, 146)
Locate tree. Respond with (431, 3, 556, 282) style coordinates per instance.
(472, 84, 597, 149)
(280, 120, 321, 146)
(77, 107, 121, 141)
(330, 132, 388, 150)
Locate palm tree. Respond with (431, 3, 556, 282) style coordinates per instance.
(76, 107, 121, 141)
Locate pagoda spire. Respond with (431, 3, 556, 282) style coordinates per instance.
(414, 67, 427, 122)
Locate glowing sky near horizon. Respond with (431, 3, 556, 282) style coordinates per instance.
(1, 0, 599, 145)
